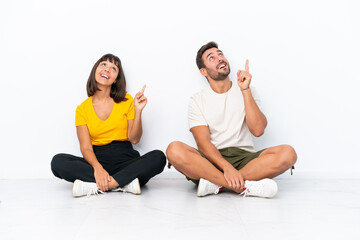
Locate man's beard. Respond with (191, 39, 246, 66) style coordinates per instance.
(205, 66, 231, 81)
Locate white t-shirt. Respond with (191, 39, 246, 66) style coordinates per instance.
(188, 82, 261, 152)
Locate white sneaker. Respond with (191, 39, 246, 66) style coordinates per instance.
(240, 178, 278, 198)
(112, 178, 141, 195)
(197, 178, 222, 197)
(72, 179, 103, 197)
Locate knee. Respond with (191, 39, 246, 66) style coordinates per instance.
(148, 150, 166, 168)
(277, 145, 297, 168)
(166, 141, 187, 165)
(51, 153, 66, 175)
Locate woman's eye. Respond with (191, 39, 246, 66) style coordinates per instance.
(101, 63, 106, 66)
(112, 67, 117, 71)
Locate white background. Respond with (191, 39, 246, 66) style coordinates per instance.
(0, 0, 359, 179)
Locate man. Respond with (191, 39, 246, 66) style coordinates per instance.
(166, 42, 297, 198)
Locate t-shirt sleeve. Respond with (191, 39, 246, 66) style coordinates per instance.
(188, 96, 207, 130)
(126, 95, 135, 120)
(75, 105, 87, 126)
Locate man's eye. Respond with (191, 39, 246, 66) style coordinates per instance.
(209, 57, 213, 61)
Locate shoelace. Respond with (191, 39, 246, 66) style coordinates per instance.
(239, 188, 249, 198)
(86, 188, 104, 197)
(111, 187, 128, 194)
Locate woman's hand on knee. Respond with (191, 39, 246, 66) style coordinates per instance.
(94, 167, 111, 192)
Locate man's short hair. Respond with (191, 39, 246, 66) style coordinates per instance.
(196, 41, 218, 69)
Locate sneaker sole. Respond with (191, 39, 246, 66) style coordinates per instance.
(133, 178, 141, 195)
(197, 178, 207, 197)
(72, 179, 81, 197)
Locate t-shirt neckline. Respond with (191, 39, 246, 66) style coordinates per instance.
(91, 96, 115, 122)
(208, 81, 234, 96)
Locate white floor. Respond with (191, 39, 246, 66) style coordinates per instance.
(1, 173, 360, 240)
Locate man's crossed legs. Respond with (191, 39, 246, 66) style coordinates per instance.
(166, 142, 297, 198)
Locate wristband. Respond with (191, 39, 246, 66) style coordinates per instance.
(241, 87, 250, 91)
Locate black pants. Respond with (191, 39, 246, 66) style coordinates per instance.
(51, 141, 166, 187)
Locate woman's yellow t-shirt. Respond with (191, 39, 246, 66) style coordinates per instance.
(75, 94, 135, 146)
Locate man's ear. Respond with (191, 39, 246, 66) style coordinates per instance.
(200, 68, 207, 77)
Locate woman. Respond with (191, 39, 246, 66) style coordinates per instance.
(51, 54, 166, 197)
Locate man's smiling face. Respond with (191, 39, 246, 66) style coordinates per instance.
(201, 47, 230, 81)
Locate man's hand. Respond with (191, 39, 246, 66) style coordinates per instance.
(134, 85, 147, 112)
(223, 165, 245, 191)
(237, 59, 252, 91)
(94, 166, 111, 192)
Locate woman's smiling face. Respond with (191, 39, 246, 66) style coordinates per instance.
(95, 60, 119, 86)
